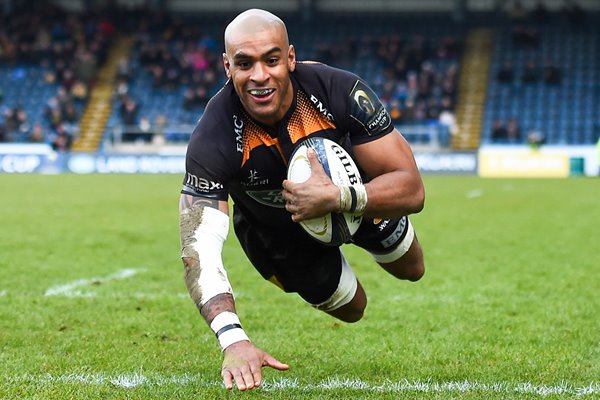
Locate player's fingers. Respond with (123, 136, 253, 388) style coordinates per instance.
(240, 365, 256, 390)
(229, 368, 249, 391)
(249, 362, 263, 388)
(307, 149, 323, 170)
(221, 368, 234, 391)
(263, 354, 290, 371)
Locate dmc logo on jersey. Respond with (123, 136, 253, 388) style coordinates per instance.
(310, 94, 334, 121)
(246, 189, 286, 208)
(233, 115, 244, 153)
(353, 90, 375, 116)
(185, 172, 224, 192)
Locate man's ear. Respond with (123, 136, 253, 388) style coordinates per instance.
(222, 53, 231, 78)
(288, 45, 296, 72)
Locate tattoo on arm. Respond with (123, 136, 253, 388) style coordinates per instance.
(179, 193, 232, 322)
(200, 293, 236, 324)
(179, 194, 220, 212)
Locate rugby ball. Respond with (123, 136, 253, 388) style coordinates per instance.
(287, 137, 363, 246)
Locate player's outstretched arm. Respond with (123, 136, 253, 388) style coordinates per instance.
(179, 194, 288, 391)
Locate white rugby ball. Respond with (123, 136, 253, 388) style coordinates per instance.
(287, 137, 363, 246)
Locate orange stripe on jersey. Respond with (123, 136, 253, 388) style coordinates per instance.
(288, 91, 337, 145)
(241, 121, 283, 166)
(240, 91, 336, 167)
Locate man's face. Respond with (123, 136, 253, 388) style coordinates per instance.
(223, 26, 295, 126)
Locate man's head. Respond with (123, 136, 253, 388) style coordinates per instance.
(223, 9, 296, 126)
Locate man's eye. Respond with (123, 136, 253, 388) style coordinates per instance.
(237, 61, 250, 69)
(267, 58, 279, 65)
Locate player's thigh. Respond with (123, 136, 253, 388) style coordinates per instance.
(233, 213, 342, 304)
(352, 216, 425, 281)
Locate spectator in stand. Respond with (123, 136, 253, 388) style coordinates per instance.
(2, 108, 18, 139)
(388, 99, 403, 124)
(29, 123, 46, 143)
(14, 107, 30, 139)
(522, 59, 540, 83)
(491, 119, 508, 142)
(50, 124, 72, 152)
(512, 26, 540, 49)
(497, 60, 515, 83)
(120, 96, 139, 126)
(438, 107, 458, 147)
(506, 118, 521, 142)
(543, 59, 561, 85)
(116, 58, 132, 83)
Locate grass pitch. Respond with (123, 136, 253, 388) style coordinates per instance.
(0, 174, 598, 399)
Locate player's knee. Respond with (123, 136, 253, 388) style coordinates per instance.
(405, 260, 425, 282)
(338, 307, 364, 323)
(327, 300, 366, 323)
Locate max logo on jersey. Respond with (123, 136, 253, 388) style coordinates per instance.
(349, 80, 391, 136)
(185, 172, 224, 192)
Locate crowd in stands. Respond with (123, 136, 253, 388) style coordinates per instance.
(487, 0, 591, 145)
(0, 2, 116, 149)
(315, 32, 462, 128)
(1, 2, 597, 148)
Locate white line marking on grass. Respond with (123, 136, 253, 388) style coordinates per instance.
(7, 373, 599, 396)
(466, 189, 483, 199)
(44, 268, 146, 297)
(0, 289, 7, 296)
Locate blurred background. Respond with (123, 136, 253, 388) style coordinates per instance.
(0, 0, 598, 176)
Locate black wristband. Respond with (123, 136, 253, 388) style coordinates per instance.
(349, 186, 357, 213)
(214, 323, 243, 338)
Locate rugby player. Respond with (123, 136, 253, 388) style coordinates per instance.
(179, 8, 426, 391)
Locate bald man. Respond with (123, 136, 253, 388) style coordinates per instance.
(179, 9, 425, 391)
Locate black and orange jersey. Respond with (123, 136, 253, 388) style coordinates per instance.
(182, 61, 393, 229)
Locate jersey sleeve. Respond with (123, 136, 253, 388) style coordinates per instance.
(345, 78, 394, 142)
(181, 122, 233, 201)
(324, 65, 394, 144)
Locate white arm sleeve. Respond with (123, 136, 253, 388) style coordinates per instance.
(182, 206, 232, 307)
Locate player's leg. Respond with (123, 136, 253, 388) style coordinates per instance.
(311, 252, 367, 323)
(353, 216, 425, 282)
(376, 234, 424, 281)
(233, 209, 367, 323)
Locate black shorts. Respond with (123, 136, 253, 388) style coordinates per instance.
(233, 206, 410, 305)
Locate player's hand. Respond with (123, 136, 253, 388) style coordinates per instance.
(282, 149, 339, 222)
(221, 340, 289, 391)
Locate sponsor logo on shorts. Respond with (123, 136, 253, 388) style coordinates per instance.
(373, 218, 390, 232)
(246, 189, 286, 208)
(380, 217, 407, 248)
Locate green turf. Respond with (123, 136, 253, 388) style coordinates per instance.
(0, 174, 598, 399)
